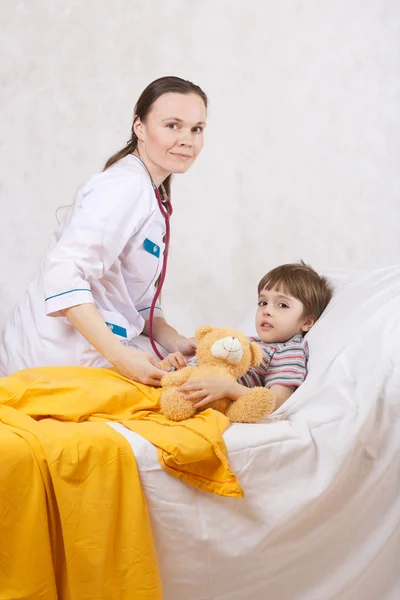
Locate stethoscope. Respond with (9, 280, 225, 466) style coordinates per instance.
(149, 184, 173, 360)
(134, 154, 173, 360)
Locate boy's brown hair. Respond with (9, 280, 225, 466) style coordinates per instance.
(258, 261, 333, 319)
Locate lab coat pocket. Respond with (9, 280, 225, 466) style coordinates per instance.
(76, 309, 139, 367)
(127, 236, 164, 284)
(97, 308, 138, 341)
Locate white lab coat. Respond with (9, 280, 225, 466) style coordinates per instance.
(0, 155, 166, 376)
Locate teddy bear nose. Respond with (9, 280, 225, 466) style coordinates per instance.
(225, 337, 240, 351)
(211, 336, 243, 364)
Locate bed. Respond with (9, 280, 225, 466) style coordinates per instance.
(109, 266, 400, 600)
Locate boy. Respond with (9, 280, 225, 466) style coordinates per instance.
(164, 262, 332, 412)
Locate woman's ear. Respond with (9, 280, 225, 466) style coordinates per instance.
(301, 315, 316, 333)
(133, 117, 145, 141)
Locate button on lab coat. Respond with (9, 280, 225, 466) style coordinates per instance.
(0, 155, 165, 375)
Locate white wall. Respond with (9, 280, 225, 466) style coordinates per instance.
(1, 0, 399, 336)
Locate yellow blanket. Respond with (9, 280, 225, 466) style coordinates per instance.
(0, 366, 243, 600)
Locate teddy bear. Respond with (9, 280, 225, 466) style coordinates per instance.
(160, 326, 276, 423)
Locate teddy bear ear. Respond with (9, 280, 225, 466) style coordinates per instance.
(195, 325, 214, 341)
(250, 342, 263, 367)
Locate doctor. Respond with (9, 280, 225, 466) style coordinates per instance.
(0, 76, 207, 384)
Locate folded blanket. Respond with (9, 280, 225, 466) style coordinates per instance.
(0, 366, 242, 600)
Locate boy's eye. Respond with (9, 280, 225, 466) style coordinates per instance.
(258, 301, 267, 306)
(278, 303, 289, 309)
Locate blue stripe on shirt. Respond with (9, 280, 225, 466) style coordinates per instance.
(45, 288, 91, 302)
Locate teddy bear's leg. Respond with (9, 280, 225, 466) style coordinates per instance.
(198, 398, 231, 416)
(160, 387, 196, 421)
(226, 388, 276, 423)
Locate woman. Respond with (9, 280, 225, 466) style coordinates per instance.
(0, 76, 208, 384)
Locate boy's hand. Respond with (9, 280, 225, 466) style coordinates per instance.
(178, 377, 234, 409)
(162, 351, 188, 370)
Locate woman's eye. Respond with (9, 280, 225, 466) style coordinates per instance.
(167, 123, 178, 130)
(192, 126, 203, 134)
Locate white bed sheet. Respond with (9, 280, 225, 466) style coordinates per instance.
(109, 266, 400, 600)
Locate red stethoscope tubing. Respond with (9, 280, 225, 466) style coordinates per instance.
(148, 185, 173, 360)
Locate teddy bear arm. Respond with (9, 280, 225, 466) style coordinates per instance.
(161, 365, 198, 387)
(226, 387, 276, 423)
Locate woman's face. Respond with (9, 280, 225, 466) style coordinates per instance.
(134, 92, 207, 184)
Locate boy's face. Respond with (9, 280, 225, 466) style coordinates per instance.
(255, 286, 315, 344)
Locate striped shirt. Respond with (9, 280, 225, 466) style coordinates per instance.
(239, 334, 309, 389)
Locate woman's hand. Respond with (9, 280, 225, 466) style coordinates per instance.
(143, 318, 197, 357)
(178, 376, 237, 408)
(113, 346, 168, 386)
(175, 336, 197, 357)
